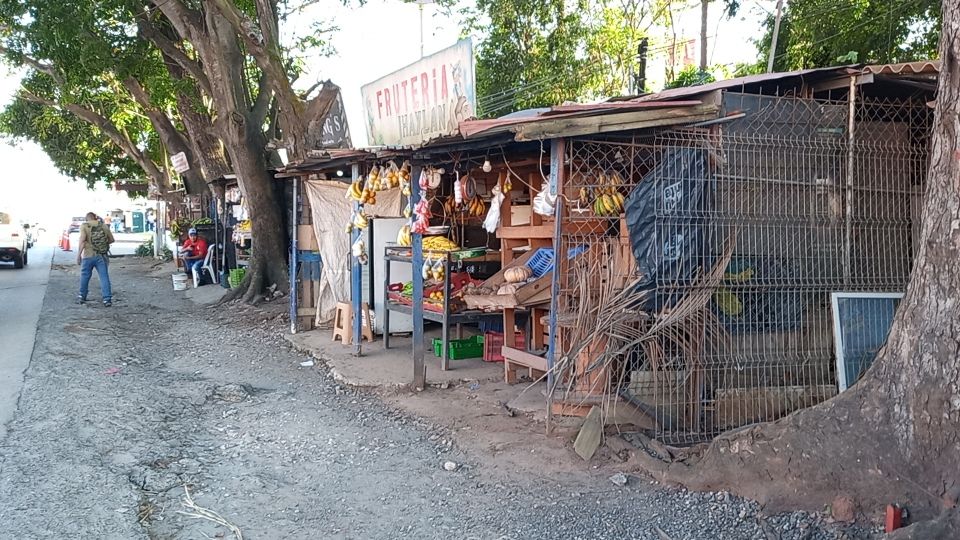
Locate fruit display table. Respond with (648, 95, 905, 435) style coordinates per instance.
(382, 246, 503, 370)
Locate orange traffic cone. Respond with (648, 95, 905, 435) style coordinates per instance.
(61, 231, 71, 251)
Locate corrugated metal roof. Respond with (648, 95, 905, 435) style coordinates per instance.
(630, 66, 855, 102)
(863, 60, 940, 76)
(458, 100, 705, 139)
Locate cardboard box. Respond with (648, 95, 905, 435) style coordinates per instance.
(297, 224, 318, 251)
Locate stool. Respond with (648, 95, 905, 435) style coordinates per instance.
(332, 302, 352, 343)
(332, 302, 375, 344)
(358, 302, 374, 343)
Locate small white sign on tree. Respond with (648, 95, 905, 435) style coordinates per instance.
(171, 151, 190, 174)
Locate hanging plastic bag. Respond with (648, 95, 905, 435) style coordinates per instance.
(351, 237, 368, 265)
(484, 185, 505, 233)
(532, 183, 556, 217)
(422, 256, 431, 280)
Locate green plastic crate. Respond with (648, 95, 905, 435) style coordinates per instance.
(432, 335, 485, 360)
(228, 268, 246, 289)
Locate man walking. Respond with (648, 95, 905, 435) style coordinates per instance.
(77, 212, 115, 307)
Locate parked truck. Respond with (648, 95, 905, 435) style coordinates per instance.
(0, 211, 29, 268)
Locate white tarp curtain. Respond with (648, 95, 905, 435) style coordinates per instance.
(303, 180, 352, 325)
(363, 187, 403, 218)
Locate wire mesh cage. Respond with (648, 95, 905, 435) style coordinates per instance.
(552, 92, 931, 444)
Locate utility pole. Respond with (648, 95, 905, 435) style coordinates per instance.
(416, 0, 433, 58)
(767, 0, 785, 73)
(700, 0, 709, 71)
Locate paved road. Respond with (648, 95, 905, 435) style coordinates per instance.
(0, 244, 51, 440)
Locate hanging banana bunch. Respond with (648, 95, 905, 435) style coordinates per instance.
(467, 195, 486, 218)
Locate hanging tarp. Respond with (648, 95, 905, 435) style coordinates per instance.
(303, 180, 353, 325)
(624, 147, 712, 311)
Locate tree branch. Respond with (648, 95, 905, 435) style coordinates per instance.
(0, 44, 66, 87)
(251, 72, 273, 127)
(208, 0, 303, 118)
(137, 18, 213, 97)
(123, 77, 207, 194)
(147, 0, 203, 44)
(20, 90, 171, 194)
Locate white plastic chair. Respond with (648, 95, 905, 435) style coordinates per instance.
(192, 245, 219, 287)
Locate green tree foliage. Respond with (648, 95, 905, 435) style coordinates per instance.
(468, 0, 590, 117)
(0, 86, 145, 188)
(664, 65, 716, 89)
(753, 0, 941, 72)
(468, 0, 676, 117)
(0, 0, 188, 193)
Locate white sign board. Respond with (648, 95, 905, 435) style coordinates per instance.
(361, 39, 476, 147)
(171, 151, 190, 174)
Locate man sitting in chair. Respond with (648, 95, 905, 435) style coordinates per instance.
(179, 228, 209, 279)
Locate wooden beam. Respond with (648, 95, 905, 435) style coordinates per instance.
(497, 224, 554, 239)
(515, 105, 719, 141)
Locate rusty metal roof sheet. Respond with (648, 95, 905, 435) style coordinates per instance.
(863, 60, 940, 76)
(457, 100, 705, 139)
(630, 66, 854, 103)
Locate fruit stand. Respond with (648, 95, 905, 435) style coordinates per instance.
(383, 245, 503, 370)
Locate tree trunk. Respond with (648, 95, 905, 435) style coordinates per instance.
(221, 112, 289, 301)
(640, 2, 960, 531)
(123, 77, 208, 196)
(154, 0, 289, 300)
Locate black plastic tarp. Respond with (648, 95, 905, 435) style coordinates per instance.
(624, 147, 712, 311)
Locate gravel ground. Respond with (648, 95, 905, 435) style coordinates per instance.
(0, 257, 880, 539)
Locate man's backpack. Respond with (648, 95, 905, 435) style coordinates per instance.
(87, 223, 111, 255)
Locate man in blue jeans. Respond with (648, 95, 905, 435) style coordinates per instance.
(76, 212, 115, 307)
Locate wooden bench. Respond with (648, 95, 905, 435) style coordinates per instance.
(502, 345, 548, 384)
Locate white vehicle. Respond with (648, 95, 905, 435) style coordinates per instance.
(0, 211, 29, 268)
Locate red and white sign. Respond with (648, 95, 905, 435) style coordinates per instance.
(361, 39, 476, 147)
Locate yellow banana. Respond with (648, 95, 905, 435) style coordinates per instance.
(612, 192, 625, 211)
(349, 181, 363, 201)
(354, 213, 368, 229)
(602, 194, 616, 215)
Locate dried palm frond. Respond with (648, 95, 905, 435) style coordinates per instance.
(549, 230, 739, 431)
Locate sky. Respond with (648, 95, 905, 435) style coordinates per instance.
(0, 0, 768, 227)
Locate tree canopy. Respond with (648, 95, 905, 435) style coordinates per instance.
(754, 0, 941, 72)
(467, 0, 675, 117)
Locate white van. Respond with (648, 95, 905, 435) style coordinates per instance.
(0, 211, 29, 268)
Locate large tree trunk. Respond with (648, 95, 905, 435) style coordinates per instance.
(153, 0, 289, 300)
(220, 113, 289, 301)
(640, 2, 960, 532)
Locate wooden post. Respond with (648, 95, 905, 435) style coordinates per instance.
(843, 76, 857, 287)
(411, 164, 426, 390)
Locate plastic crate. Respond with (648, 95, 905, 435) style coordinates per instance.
(483, 331, 526, 363)
(524, 246, 588, 278)
(432, 335, 485, 360)
(525, 248, 555, 278)
(228, 268, 246, 289)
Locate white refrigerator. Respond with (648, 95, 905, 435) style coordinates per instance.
(367, 217, 414, 334)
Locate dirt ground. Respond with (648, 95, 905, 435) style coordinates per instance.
(0, 256, 880, 539)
